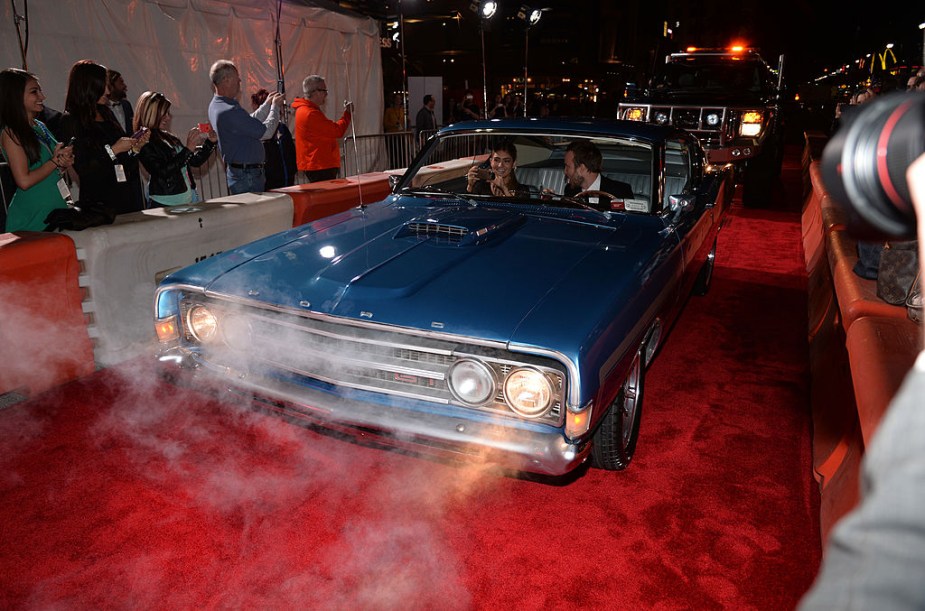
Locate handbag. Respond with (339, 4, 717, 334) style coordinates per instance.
(907, 271, 922, 324)
(876, 240, 918, 305)
(43, 201, 116, 232)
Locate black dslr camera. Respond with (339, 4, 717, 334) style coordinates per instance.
(821, 92, 925, 239)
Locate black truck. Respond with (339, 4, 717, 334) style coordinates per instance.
(618, 47, 785, 206)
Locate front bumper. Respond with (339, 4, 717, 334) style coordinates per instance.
(158, 347, 591, 476)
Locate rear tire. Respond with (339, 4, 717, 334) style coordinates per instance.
(590, 351, 644, 471)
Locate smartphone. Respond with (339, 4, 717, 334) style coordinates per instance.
(198, 122, 211, 134)
(131, 127, 148, 139)
(63, 137, 76, 147)
(477, 168, 495, 181)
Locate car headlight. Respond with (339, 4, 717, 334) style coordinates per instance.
(447, 359, 496, 406)
(739, 111, 763, 137)
(186, 304, 220, 343)
(705, 112, 721, 126)
(653, 111, 669, 125)
(504, 367, 553, 418)
(623, 107, 646, 121)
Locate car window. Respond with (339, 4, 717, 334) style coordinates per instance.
(664, 139, 692, 208)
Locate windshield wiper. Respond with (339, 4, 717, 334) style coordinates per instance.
(403, 185, 481, 207)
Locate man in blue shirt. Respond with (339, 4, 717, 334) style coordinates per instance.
(208, 59, 283, 194)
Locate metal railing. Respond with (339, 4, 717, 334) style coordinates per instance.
(192, 128, 446, 198)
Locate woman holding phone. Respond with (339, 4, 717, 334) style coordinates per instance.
(133, 90, 216, 207)
(59, 60, 149, 216)
(466, 140, 528, 197)
(0, 68, 75, 231)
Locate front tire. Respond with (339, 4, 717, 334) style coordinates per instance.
(590, 351, 644, 470)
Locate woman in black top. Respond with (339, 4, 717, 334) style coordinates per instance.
(465, 141, 529, 197)
(59, 60, 149, 216)
(133, 91, 216, 207)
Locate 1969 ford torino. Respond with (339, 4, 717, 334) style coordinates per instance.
(154, 118, 734, 476)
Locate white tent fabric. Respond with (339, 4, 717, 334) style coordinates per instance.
(1, 0, 384, 189)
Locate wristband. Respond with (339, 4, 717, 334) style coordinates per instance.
(104, 144, 117, 161)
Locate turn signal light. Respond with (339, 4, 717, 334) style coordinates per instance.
(155, 316, 179, 342)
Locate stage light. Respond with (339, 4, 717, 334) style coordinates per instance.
(469, 0, 497, 19)
(517, 5, 543, 26)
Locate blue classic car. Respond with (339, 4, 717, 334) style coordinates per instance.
(154, 118, 734, 476)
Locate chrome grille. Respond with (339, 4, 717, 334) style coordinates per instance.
(182, 298, 566, 425)
(405, 222, 468, 243)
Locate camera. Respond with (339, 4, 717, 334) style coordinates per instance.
(821, 92, 925, 239)
(477, 168, 495, 181)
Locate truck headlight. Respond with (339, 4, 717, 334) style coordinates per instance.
(504, 368, 553, 418)
(739, 111, 763, 137)
(623, 107, 646, 121)
(653, 111, 669, 125)
(705, 112, 721, 126)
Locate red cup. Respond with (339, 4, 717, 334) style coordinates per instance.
(198, 122, 211, 134)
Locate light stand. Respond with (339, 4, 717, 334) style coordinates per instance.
(517, 6, 545, 118)
(470, 0, 498, 118)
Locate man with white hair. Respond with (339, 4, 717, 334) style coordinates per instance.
(207, 59, 283, 194)
(291, 74, 353, 183)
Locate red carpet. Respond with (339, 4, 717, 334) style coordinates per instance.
(0, 149, 820, 609)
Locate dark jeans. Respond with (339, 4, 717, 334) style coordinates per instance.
(226, 166, 265, 194)
(306, 168, 339, 183)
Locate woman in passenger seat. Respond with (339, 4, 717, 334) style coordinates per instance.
(466, 141, 530, 197)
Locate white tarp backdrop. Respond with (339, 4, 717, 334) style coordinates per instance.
(1, 0, 383, 169)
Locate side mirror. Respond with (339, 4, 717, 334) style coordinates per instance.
(668, 194, 694, 213)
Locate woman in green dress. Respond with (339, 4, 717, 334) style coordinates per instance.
(0, 68, 74, 231)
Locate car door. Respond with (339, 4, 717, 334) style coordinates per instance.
(663, 138, 715, 290)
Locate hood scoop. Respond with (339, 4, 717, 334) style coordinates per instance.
(394, 209, 527, 246)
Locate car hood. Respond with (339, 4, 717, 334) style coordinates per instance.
(173, 199, 664, 346)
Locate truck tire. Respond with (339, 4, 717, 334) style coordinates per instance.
(742, 144, 778, 208)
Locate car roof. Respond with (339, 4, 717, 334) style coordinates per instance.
(438, 117, 691, 143)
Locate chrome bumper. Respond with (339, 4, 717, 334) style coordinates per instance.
(157, 347, 590, 476)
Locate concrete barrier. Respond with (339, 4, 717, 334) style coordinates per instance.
(65, 192, 294, 367)
(0, 232, 95, 397)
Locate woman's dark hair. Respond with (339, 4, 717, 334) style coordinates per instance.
(65, 60, 108, 128)
(492, 140, 517, 162)
(0, 68, 42, 165)
(251, 88, 269, 109)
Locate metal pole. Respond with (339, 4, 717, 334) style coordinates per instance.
(481, 27, 489, 118)
(523, 29, 529, 117)
(400, 3, 409, 130)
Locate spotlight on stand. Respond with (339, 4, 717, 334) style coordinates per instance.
(517, 5, 542, 26)
(517, 5, 548, 117)
(470, 0, 498, 19)
(469, 0, 499, 118)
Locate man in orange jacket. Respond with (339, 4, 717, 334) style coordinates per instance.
(292, 75, 353, 182)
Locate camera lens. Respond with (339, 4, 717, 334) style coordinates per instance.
(821, 92, 925, 239)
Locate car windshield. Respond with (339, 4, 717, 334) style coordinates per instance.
(652, 60, 771, 95)
(399, 132, 656, 214)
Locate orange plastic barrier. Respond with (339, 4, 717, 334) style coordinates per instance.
(0, 232, 95, 397)
(801, 134, 921, 545)
(846, 316, 922, 446)
(274, 172, 393, 227)
(826, 229, 908, 331)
